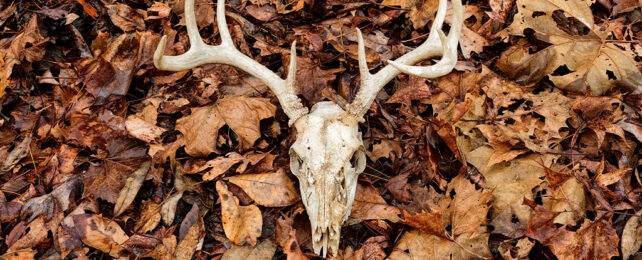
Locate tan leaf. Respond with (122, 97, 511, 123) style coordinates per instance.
(595, 168, 631, 187)
(442, 174, 492, 236)
(161, 191, 184, 226)
(498, 237, 535, 260)
(114, 161, 151, 216)
(388, 229, 491, 259)
(135, 200, 162, 233)
(216, 181, 262, 245)
(498, 0, 642, 94)
(73, 214, 129, 257)
(275, 214, 309, 260)
(227, 169, 300, 207)
(0, 249, 37, 259)
(125, 116, 166, 143)
(466, 145, 558, 237)
(221, 238, 277, 260)
(622, 211, 642, 260)
(176, 96, 276, 156)
(184, 152, 245, 180)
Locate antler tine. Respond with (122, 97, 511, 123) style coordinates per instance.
(347, 0, 463, 118)
(154, 0, 308, 124)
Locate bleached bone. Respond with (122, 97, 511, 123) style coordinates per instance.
(153, 0, 462, 257)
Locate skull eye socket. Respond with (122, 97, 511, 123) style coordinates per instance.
(350, 147, 366, 173)
(290, 149, 303, 176)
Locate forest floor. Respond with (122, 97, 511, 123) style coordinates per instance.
(0, 0, 641, 259)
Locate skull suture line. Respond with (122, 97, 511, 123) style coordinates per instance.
(153, 0, 462, 256)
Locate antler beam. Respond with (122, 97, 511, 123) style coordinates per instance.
(154, 0, 308, 124)
(347, 0, 463, 118)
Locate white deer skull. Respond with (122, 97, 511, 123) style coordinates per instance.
(153, 0, 462, 256)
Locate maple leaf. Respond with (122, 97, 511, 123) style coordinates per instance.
(498, 0, 642, 95)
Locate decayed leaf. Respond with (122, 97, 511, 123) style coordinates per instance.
(114, 161, 151, 216)
(216, 181, 262, 245)
(227, 169, 300, 207)
(3, 17, 47, 93)
(622, 211, 642, 260)
(350, 182, 401, 222)
(498, 0, 642, 95)
(73, 214, 129, 257)
(183, 152, 245, 180)
(176, 96, 276, 156)
(21, 177, 79, 221)
(466, 145, 557, 237)
(221, 238, 277, 260)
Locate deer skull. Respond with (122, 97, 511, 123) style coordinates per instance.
(153, 0, 462, 256)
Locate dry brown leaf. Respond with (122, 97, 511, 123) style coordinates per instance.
(217, 181, 262, 245)
(401, 210, 445, 238)
(114, 161, 151, 216)
(7, 217, 47, 252)
(73, 214, 129, 257)
(466, 145, 557, 237)
(3, 17, 47, 91)
(75, 0, 99, 18)
(547, 217, 620, 260)
(183, 152, 245, 180)
(442, 174, 492, 236)
(136, 200, 162, 233)
(595, 168, 631, 187)
(388, 229, 491, 259)
(106, 3, 146, 32)
(175, 203, 205, 260)
(1, 134, 31, 171)
(221, 238, 277, 260)
(161, 191, 184, 226)
(622, 211, 642, 259)
(498, 0, 642, 95)
(125, 116, 166, 143)
(498, 238, 535, 260)
(350, 182, 401, 222)
(227, 169, 300, 207)
(176, 96, 276, 156)
(367, 139, 403, 162)
(276, 214, 309, 260)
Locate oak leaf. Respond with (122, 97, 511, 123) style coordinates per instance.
(498, 0, 642, 95)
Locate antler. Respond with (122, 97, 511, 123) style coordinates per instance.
(347, 0, 463, 118)
(154, 0, 308, 125)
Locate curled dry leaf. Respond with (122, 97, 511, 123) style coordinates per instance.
(216, 181, 262, 246)
(227, 168, 301, 207)
(176, 96, 276, 156)
(114, 161, 151, 216)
